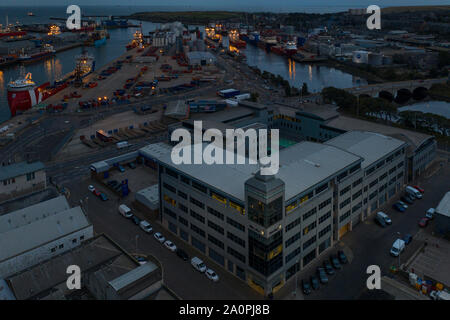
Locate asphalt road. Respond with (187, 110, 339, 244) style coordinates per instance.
(65, 175, 263, 300)
(276, 163, 450, 300)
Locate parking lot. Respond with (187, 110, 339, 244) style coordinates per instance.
(65, 162, 262, 300)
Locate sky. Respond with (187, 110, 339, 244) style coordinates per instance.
(3, 0, 450, 10)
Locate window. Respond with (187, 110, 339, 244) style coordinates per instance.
(340, 185, 351, 196)
(389, 167, 396, 175)
(352, 178, 363, 188)
(339, 197, 351, 209)
(207, 207, 224, 220)
(26, 172, 36, 181)
(179, 216, 188, 226)
(366, 166, 375, 176)
(227, 217, 245, 232)
(369, 191, 378, 200)
(319, 225, 331, 238)
(72, 238, 77, 244)
(209, 248, 225, 266)
(303, 236, 317, 250)
(208, 234, 224, 249)
(164, 207, 177, 220)
(51, 247, 56, 253)
(352, 190, 362, 201)
(352, 202, 362, 213)
(285, 233, 301, 248)
(376, 160, 385, 169)
(208, 220, 224, 235)
(337, 171, 348, 182)
(59, 244, 64, 249)
(227, 232, 246, 248)
(379, 173, 387, 181)
(211, 191, 227, 204)
(192, 181, 207, 194)
(285, 247, 301, 263)
(285, 217, 301, 232)
(319, 198, 331, 210)
(180, 175, 190, 185)
(303, 221, 316, 235)
(319, 211, 331, 224)
(339, 210, 351, 223)
(227, 246, 246, 263)
(165, 168, 178, 179)
(163, 182, 176, 193)
(397, 161, 404, 169)
(349, 164, 361, 174)
(178, 190, 187, 199)
(191, 236, 206, 253)
(369, 179, 378, 188)
(179, 203, 188, 213)
(248, 197, 282, 228)
(168, 221, 178, 234)
(190, 210, 205, 224)
(80, 236, 85, 241)
(190, 223, 205, 238)
(190, 196, 205, 210)
(315, 183, 328, 194)
(303, 207, 317, 221)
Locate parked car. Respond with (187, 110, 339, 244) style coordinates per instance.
(164, 240, 177, 252)
(131, 215, 141, 225)
(406, 186, 422, 199)
(302, 280, 312, 295)
(88, 185, 95, 192)
(375, 216, 387, 228)
(413, 185, 424, 194)
(330, 255, 342, 269)
(139, 220, 153, 233)
(118, 165, 125, 172)
(128, 162, 136, 169)
(338, 250, 348, 264)
(390, 239, 406, 257)
(418, 217, 429, 228)
(317, 268, 328, 284)
(403, 234, 413, 245)
(393, 202, 405, 212)
(310, 275, 320, 290)
(398, 201, 408, 209)
(191, 257, 207, 273)
(133, 255, 147, 265)
(154, 232, 165, 243)
(118, 204, 133, 218)
(205, 268, 219, 282)
(176, 248, 189, 261)
(323, 261, 335, 275)
(401, 195, 414, 204)
(426, 208, 435, 220)
(99, 193, 108, 201)
(377, 212, 392, 225)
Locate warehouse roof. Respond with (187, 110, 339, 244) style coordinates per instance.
(0, 206, 90, 262)
(145, 141, 362, 202)
(436, 192, 450, 218)
(0, 161, 44, 181)
(186, 51, 216, 61)
(324, 131, 407, 169)
(0, 195, 70, 233)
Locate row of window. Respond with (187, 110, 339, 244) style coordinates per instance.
(319, 225, 331, 239)
(339, 210, 351, 223)
(227, 232, 245, 248)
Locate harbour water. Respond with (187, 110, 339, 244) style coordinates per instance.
(398, 100, 450, 119)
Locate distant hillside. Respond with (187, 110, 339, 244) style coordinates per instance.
(129, 11, 244, 24)
(382, 5, 450, 13)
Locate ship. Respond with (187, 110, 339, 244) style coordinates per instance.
(0, 25, 27, 38)
(27, 12, 35, 17)
(7, 69, 67, 117)
(17, 44, 56, 64)
(246, 31, 260, 46)
(284, 41, 298, 56)
(126, 30, 143, 50)
(93, 28, 108, 47)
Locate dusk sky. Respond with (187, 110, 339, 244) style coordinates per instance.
(3, 0, 450, 9)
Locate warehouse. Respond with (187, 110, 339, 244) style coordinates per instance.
(186, 51, 217, 65)
(434, 192, 450, 237)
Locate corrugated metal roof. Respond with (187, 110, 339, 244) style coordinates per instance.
(436, 192, 450, 218)
(108, 262, 158, 292)
(0, 206, 90, 262)
(0, 195, 70, 233)
(0, 161, 44, 181)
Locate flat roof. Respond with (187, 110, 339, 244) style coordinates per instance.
(0, 206, 90, 263)
(0, 161, 44, 181)
(326, 115, 433, 150)
(436, 192, 450, 218)
(324, 131, 407, 169)
(146, 141, 361, 202)
(270, 103, 339, 122)
(136, 184, 159, 204)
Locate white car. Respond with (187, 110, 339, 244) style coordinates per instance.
(426, 208, 435, 220)
(205, 269, 219, 282)
(154, 232, 165, 243)
(88, 185, 95, 192)
(139, 220, 153, 233)
(164, 240, 177, 252)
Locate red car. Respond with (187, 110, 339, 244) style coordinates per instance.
(418, 217, 429, 228)
(92, 189, 101, 197)
(413, 186, 424, 194)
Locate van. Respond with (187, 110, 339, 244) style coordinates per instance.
(191, 257, 207, 273)
(390, 239, 405, 256)
(377, 211, 392, 225)
(406, 186, 422, 199)
(118, 204, 133, 218)
(140, 220, 153, 233)
(116, 141, 129, 149)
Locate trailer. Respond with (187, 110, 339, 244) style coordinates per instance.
(217, 88, 240, 98)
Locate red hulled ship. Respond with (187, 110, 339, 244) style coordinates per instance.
(7, 70, 67, 116)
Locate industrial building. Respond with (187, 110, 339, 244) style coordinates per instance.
(2, 234, 173, 300)
(0, 195, 93, 278)
(186, 51, 217, 66)
(434, 192, 450, 237)
(0, 161, 46, 203)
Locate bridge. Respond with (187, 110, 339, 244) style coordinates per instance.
(346, 78, 448, 100)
